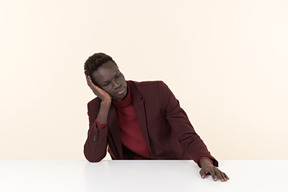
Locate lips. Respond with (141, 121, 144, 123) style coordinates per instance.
(117, 89, 125, 95)
(115, 87, 125, 95)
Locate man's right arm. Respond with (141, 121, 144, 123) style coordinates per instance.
(96, 100, 111, 124)
(84, 76, 112, 162)
(83, 100, 110, 162)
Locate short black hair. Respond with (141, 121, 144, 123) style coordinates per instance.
(84, 53, 116, 76)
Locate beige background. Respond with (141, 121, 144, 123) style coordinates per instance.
(0, 0, 287, 160)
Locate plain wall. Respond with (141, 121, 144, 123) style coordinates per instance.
(0, 0, 287, 160)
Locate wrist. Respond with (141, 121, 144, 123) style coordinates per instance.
(200, 158, 213, 168)
(96, 100, 111, 124)
(101, 99, 111, 106)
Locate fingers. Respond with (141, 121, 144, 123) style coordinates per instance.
(215, 168, 224, 181)
(216, 168, 229, 182)
(210, 168, 217, 181)
(200, 170, 208, 179)
(86, 75, 99, 91)
(200, 167, 217, 181)
(223, 172, 230, 181)
(200, 167, 229, 182)
(86, 75, 94, 87)
(214, 168, 230, 182)
(86, 75, 99, 95)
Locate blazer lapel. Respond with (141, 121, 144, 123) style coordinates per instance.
(107, 105, 123, 159)
(128, 81, 153, 156)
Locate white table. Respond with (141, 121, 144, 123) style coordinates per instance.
(0, 160, 287, 192)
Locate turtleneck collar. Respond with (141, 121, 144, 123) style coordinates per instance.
(112, 84, 132, 108)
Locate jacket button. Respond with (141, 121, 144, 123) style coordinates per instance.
(93, 134, 98, 142)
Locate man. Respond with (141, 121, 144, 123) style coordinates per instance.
(84, 53, 229, 182)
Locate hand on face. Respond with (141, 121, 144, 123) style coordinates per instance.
(88, 61, 127, 101)
(86, 75, 112, 103)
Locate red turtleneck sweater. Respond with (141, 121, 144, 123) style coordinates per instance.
(96, 86, 152, 159)
(95, 85, 212, 164)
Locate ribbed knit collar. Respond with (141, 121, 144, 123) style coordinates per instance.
(112, 84, 131, 108)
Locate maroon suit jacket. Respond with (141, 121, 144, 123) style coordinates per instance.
(84, 80, 218, 167)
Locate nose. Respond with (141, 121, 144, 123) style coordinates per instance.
(111, 79, 120, 89)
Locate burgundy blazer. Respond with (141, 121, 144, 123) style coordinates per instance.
(84, 80, 218, 167)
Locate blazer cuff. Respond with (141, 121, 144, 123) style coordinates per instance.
(96, 120, 108, 129)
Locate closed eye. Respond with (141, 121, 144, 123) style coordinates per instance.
(102, 71, 121, 87)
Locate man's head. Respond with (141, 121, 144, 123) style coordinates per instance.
(84, 53, 127, 101)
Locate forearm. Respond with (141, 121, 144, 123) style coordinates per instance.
(179, 129, 218, 166)
(96, 100, 111, 124)
(84, 121, 108, 162)
(160, 82, 217, 166)
(84, 101, 111, 162)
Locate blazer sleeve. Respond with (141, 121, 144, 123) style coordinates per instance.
(158, 81, 219, 167)
(83, 100, 108, 162)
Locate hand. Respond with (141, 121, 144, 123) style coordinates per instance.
(199, 159, 229, 182)
(86, 75, 112, 102)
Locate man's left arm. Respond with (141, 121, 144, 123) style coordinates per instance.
(158, 81, 229, 182)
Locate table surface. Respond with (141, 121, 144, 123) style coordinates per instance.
(0, 160, 287, 192)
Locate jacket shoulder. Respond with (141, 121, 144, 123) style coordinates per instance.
(88, 97, 101, 106)
(128, 80, 167, 89)
(128, 80, 172, 102)
(87, 97, 101, 115)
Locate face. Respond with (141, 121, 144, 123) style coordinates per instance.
(91, 61, 127, 101)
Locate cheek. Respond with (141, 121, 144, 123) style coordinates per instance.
(120, 76, 126, 84)
(121, 75, 126, 82)
(102, 87, 113, 95)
